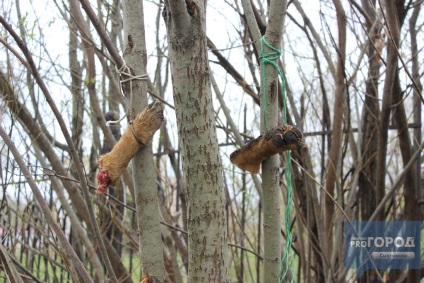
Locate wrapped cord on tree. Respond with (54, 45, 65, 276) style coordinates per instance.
(96, 65, 163, 194)
(260, 36, 297, 283)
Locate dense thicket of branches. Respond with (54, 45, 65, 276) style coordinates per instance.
(0, 0, 422, 282)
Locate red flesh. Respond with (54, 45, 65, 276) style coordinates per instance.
(96, 169, 111, 194)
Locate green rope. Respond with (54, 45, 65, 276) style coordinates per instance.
(260, 37, 287, 131)
(259, 36, 296, 283)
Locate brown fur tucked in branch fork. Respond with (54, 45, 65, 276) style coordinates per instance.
(230, 125, 304, 174)
(96, 101, 164, 194)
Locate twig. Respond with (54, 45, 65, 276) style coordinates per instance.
(161, 219, 265, 261)
(147, 78, 175, 109)
(291, 145, 424, 281)
(378, 0, 424, 105)
(211, 73, 263, 199)
(291, 158, 353, 224)
(0, 242, 25, 283)
(44, 168, 192, 235)
(42, 167, 136, 212)
(369, 139, 424, 222)
(160, 221, 188, 235)
(78, 0, 124, 68)
(0, 37, 30, 70)
(228, 242, 264, 261)
(10, 255, 43, 283)
(0, 15, 117, 283)
(0, 126, 93, 283)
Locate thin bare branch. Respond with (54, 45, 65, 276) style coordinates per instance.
(0, 15, 118, 283)
(0, 125, 93, 283)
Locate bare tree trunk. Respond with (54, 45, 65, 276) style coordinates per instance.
(69, 0, 119, 150)
(289, 7, 330, 281)
(68, 11, 89, 268)
(324, 0, 346, 269)
(409, 0, 423, 220)
(408, 6, 423, 282)
(69, 19, 84, 152)
(67, 2, 130, 281)
(358, 0, 380, 220)
(240, 0, 290, 281)
(107, 0, 123, 113)
(122, 0, 167, 281)
(357, 3, 381, 282)
(389, 4, 419, 282)
(163, 0, 228, 281)
(374, 0, 400, 221)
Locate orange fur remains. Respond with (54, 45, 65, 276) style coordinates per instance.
(98, 101, 164, 186)
(230, 125, 304, 174)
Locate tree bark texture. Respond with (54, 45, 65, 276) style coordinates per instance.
(163, 0, 228, 281)
(107, 0, 123, 113)
(375, 0, 401, 221)
(389, 4, 419, 282)
(122, 0, 167, 281)
(357, 3, 381, 282)
(324, 1, 346, 262)
(241, 0, 288, 281)
(408, 6, 423, 283)
(409, 1, 423, 217)
(358, 1, 380, 222)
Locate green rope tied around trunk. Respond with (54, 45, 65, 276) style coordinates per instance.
(260, 36, 296, 283)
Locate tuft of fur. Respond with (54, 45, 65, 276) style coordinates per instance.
(230, 125, 304, 174)
(96, 101, 164, 193)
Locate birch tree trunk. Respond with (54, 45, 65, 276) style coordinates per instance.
(163, 1, 228, 281)
(122, 0, 167, 281)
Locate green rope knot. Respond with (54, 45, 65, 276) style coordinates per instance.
(260, 37, 287, 130)
(259, 38, 282, 73)
(259, 36, 295, 283)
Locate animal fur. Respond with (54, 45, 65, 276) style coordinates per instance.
(96, 101, 164, 194)
(230, 125, 304, 174)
